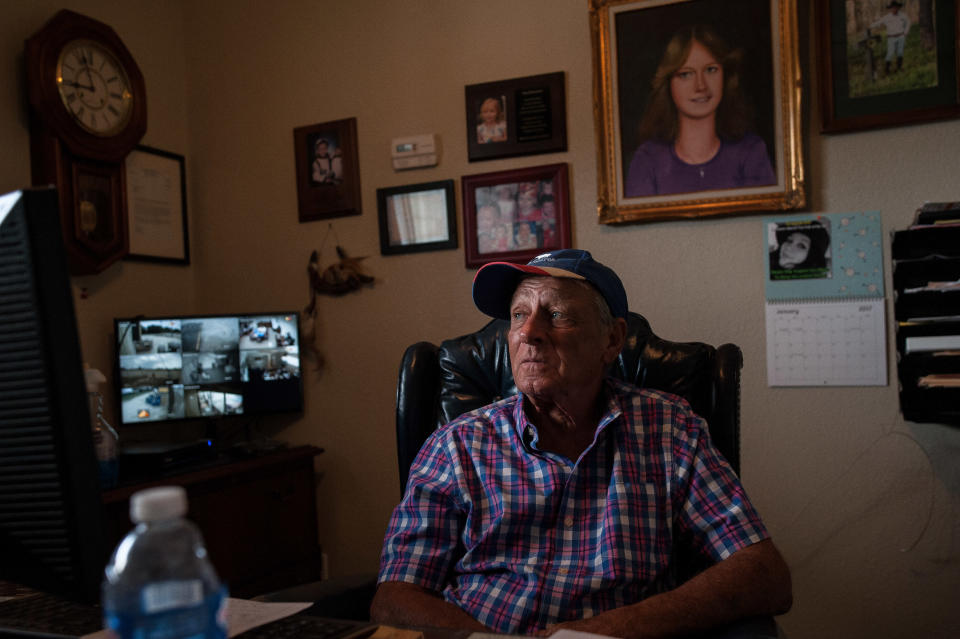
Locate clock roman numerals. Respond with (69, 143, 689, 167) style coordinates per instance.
(75, 47, 93, 68)
(54, 38, 135, 136)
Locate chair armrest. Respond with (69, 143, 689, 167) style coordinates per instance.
(712, 343, 743, 475)
(396, 342, 441, 492)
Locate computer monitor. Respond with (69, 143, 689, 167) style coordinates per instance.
(0, 187, 107, 604)
(113, 312, 303, 427)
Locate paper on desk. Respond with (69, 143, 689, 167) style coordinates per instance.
(368, 626, 423, 639)
(225, 598, 312, 637)
(549, 631, 617, 639)
(469, 632, 614, 639)
(80, 598, 312, 639)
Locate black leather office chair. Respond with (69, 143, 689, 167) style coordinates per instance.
(396, 312, 743, 493)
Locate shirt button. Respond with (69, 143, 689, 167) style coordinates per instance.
(563, 516, 575, 528)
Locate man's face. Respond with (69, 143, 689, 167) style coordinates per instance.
(507, 277, 619, 404)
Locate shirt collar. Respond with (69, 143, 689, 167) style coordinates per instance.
(512, 378, 624, 450)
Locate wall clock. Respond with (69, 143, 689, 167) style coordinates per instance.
(25, 9, 147, 274)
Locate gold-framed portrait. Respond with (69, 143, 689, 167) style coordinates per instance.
(590, 0, 806, 224)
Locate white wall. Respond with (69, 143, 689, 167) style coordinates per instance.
(2, 1, 958, 637)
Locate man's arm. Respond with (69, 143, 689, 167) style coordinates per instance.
(541, 539, 792, 639)
(370, 581, 492, 631)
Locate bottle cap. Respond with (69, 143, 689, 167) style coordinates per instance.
(130, 486, 187, 523)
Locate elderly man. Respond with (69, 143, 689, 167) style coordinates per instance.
(372, 250, 791, 637)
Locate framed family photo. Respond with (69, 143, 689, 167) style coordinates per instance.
(461, 163, 571, 269)
(590, 0, 805, 224)
(293, 117, 361, 222)
(816, 0, 960, 133)
(465, 72, 568, 162)
(377, 180, 458, 256)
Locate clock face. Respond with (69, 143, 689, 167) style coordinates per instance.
(56, 39, 134, 137)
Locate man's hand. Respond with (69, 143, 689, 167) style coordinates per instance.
(370, 581, 492, 631)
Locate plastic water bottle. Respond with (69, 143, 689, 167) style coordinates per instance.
(85, 366, 118, 489)
(102, 486, 228, 639)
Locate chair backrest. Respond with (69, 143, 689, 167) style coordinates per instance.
(395, 312, 743, 493)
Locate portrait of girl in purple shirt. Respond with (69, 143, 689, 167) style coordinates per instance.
(625, 24, 776, 197)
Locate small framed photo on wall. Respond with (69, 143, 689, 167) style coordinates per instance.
(465, 72, 567, 162)
(377, 180, 458, 255)
(461, 163, 571, 269)
(293, 117, 361, 221)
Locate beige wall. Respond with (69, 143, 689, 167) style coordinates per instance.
(3, 1, 959, 637)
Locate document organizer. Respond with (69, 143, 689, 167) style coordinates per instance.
(892, 223, 960, 425)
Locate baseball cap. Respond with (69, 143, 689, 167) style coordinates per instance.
(472, 249, 628, 320)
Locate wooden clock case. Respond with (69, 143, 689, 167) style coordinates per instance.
(25, 9, 147, 274)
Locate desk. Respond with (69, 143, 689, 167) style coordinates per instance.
(102, 445, 324, 598)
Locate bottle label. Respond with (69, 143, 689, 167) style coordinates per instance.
(143, 580, 203, 613)
(104, 585, 227, 639)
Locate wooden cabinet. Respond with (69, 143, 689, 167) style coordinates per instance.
(102, 445, 323, 598)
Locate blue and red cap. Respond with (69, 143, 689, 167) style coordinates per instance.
(472, 249, 628, 320)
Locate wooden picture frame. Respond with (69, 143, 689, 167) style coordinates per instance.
(590, 0, 805, 224)
(377, 180, 458, 255)
(461, 163, 571, 269)
(816, 0, 960, 133)
(465, 72, 567, 162)
(124, 145, 189, 264)
(293, 117, 361, 221)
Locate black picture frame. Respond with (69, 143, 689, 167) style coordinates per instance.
(465, 71, 567, 162)
(377, 179, 458, 255)
(294, 117, 362, 221)
(124, 144, 190, 264)
(817, 0, 960, 133)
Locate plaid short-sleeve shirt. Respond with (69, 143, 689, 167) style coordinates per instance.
(377, 379, 768, 633)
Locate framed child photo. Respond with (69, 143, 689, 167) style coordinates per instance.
(293, 117, 362, 221)
(461, 163, 571, 269)
(816, 0, 960, 133)
(465, 72, 568, 162)
(590, 0, 805, 224)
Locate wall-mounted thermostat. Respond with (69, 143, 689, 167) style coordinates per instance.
(391, 134, 439, 170)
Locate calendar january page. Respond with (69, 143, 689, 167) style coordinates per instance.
(763, 212, 888, 387)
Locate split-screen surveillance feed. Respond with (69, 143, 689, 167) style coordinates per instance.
(115, 313, 302, 425)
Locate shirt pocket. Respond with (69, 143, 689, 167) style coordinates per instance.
(597, 481, 669, 584)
